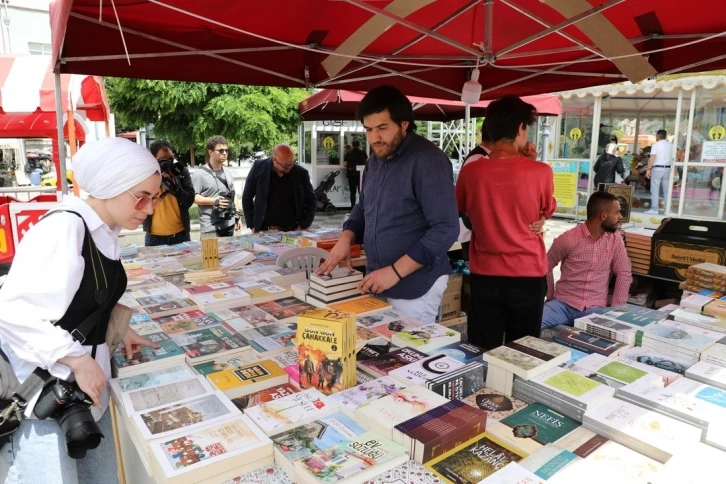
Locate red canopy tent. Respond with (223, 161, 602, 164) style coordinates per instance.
(299, 90, 562, 121)
(50, 0, 726, 101)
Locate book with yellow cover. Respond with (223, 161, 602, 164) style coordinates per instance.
(207, 359, 289, 399)
(296, 307, 357, 395)
(329, 295, 391, 315)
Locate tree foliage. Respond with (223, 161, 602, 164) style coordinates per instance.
(104, 79, 309, 159)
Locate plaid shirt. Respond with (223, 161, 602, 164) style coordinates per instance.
(546, 223, 632, 310)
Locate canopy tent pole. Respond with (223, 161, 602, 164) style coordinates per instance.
(54, 71, 68, 196)
(464, 103, 471, 154)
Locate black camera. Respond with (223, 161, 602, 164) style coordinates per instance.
(212, 190, 238, 222)
(158, 156, 183, 177)
(33, 378, 104, 459)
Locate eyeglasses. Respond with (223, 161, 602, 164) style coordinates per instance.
(274, 158, 294, 170)
(127, 190, 162, 210)
(215, 148, 229, 153)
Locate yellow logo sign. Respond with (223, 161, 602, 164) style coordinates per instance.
(322, 137, 335, 149)
(569, 128, 582, 141)
(709, 125, 726, 140)
(0, 229, 6, 253)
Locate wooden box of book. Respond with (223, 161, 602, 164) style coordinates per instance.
(651, 218, 726, 281)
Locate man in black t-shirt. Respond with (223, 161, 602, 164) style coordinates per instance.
(344, 140, 368, 209)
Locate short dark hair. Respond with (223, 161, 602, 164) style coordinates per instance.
(484, 95, 537, 143)
(352, 140, 361, 148)
(206, 135, 228, 152)
(587, 191, 619, 219)
(610, 135, 618, 143)
(481, 118, 493, 143)
(356, 85, 415, 132)
(149, 139, 173, 157)
(656, 129, 667, 140)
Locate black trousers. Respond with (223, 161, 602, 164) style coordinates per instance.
(468, 274, 547, 350)
(348, 177, 359, 208)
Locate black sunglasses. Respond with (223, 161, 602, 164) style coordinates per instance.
(215, 148, 229, 153)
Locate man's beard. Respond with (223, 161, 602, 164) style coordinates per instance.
(602, 220, 619, 233)
(372, 130, 405, 159)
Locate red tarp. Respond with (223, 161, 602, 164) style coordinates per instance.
(299, 90, 562, 121)
(51, 1, 726, 100)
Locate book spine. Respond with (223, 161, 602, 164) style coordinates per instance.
(639, 339, 701, 362)
(512, 380, 585, 422)
(422, 414, 488, 463)
(552, 335, 614, 356)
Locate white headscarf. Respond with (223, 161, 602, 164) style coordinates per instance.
(72, 137, 160, 199)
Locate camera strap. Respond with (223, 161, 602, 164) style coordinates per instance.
(201, 164, 231, 191)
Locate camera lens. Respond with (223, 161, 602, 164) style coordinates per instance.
(57, 405, 104, 459)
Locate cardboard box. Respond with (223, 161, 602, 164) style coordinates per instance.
(445, 273, 463, 294)
(651, 218, 726, 281)
(440, 291, 461, 321)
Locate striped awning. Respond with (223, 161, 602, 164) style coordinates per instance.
(0, 55, 109, 122)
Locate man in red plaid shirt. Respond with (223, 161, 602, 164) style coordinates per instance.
(542, 192, 633, 329)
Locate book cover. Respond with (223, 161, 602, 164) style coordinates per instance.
(183, 281, 237, 296)
(112, 364, 196, 393)
(171, 326, 247, 360)
(143, 298, 198, 317)
(357, 309, 412, 328)
(111, 337, 185, 371)
(369, 319, 425, 341)
(429, 362, 486, 401)
(358, 341, 398, 361)
(230, 384, 299, 412)
(158, 312, 223, 334)
(425, 435, 523, 484)
(135, 391, 240, 440)
(191, 288, 251, 307)
(358, 347, 430, 377)
(256, 297, 315, 321)
(389, 354, 465, 386)
(270, 412, 366, 462)
(478, 462, 544, 484)
(250, 331, 297, 354)
(361, 460, 443, 484)
(329, 376, 409, 413)
(541, 369, 601, 398)
(208, 360, 287, 393)
(392, 324, 460, 352)
(487, 403, 580, 455)
(329, 296, 392, 315)
(121, 376, 213, 414)
(310, 268, 363, 287)
(642, 321, 721, 353)
(245, 389, 339, 434)
(220, 305, 278, 327)
(191, 351, 260, 376)
(151, 415, 270, 480)
(245, 285, 291, 301)
(222, 464, 293, 484)
(295, 431, 408, 483)
(356, 386, 449, 433)
(432, 342, 486, 364)
(595, 304, 669, 328)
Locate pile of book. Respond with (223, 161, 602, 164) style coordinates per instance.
(680, 262, 726, 294)
(308, 267, 364, 305)
(622, 227, 654, 275)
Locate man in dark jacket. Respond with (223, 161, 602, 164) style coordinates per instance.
(143, 140, 196, 245)
(594, 143, 627, 188)
(344, 140, 368, 209)
(242, 144, 316, 233)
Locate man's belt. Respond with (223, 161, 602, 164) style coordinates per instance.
(652, 165, 672, 168)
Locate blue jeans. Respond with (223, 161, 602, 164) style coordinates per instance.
(541, 299, 600, 330)
(0, 410, 118, 484)
(145, 231, 190, 246)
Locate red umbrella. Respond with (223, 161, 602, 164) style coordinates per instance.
(51, 0, 726, 100)
(299, 90, 562, 121)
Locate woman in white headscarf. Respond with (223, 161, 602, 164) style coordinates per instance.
(0, 137, 162, 484)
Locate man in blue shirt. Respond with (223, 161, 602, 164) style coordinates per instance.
(317, 85, 459, 323)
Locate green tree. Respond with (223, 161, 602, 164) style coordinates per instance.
(104, 79, 309, 160)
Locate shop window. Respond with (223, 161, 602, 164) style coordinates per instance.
(558, 97, 594, 159)
(677, 166, 723, 219)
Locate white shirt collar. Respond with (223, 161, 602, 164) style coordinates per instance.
(59, 194, 122, 236)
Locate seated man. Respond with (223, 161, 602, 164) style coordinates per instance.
(542, 192, 633, 329)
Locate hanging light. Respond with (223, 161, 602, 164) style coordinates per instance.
(461, 67, 482, 105)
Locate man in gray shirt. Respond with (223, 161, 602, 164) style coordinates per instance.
(192, 135, 241, 236)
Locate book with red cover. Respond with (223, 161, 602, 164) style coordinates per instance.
(358, 347, 429, 377)
(229, 383, 300, 412)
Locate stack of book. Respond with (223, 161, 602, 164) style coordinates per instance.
(483, 336, 571, 396)
(188, 286, 252, 313)
(574, 304, 669, 346)
(308, 268, 364, 305)
(566, 352, 679, 388)
(392, 399, 488, 464)
(551, 325, 632, 357)
(244, 388, 341, 436)
(296, 307, 357, 394)
(513, 366, 615, 422)
(623, 228, 654, 275)
(674, 293, 726, 333)
(391, 323, 461, 353)
(680, 262, 726, 294)
(637, 320, 722, 367)
(206, 359, 289, 399)
(583, 398, 702, 464)
(616, 377, 726, 451)
(485, 402, 581, 457)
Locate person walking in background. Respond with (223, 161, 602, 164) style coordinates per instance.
(593, 143, 627, 187)
(456, 95, 556, 349)
(645, 129, 673, 215)
(344, 140, 368, 210)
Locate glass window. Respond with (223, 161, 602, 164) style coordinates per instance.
(28, 42, 51, 55)
(681, 85, 726, 164)
(678, 166, 723, 219)
(558, 97, 595, 159)
(316, 132, 340, 165)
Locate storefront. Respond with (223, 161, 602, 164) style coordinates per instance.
(550, 73, 726, 228)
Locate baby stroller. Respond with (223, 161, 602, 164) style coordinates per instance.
(315, 170, 339, 214)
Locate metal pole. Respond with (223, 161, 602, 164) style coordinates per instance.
(666, 90, 683, 217)
(464, 104, 471, 156)
(54, 71, 68, 196)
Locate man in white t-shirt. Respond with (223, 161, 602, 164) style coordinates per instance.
(645, 129, 673, 215)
